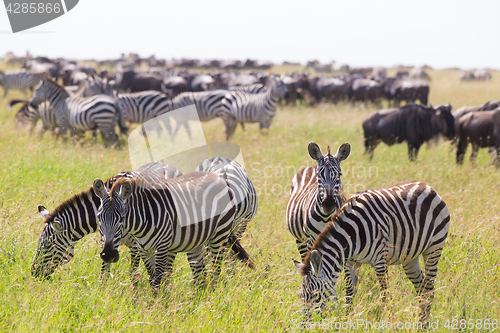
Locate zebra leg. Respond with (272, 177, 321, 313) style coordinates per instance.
(402, 258, 424, 294)
(344, 260, 362, 309)
(140, 250, 156, 286)
(207, 239, 227, 287)
(296, 239, 309, 262)
(182, 121, 193, 140)
(100, 261, 112, 281)
(186, 246, 207, 289)
(372, 259, 389, 299)
(223, 116, 237, 141)
(419, 248, 443, 321)
(150, 245, 170, 294)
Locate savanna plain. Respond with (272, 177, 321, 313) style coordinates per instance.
(0, 65, 499, 332)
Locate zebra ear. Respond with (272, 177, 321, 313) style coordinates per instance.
(93, 179, 108, 199)
(335, 142, 351, 161)
(308, 142, 323, 160)
(119, 180, 133, 201)
(38, 205, 51, 220)
(310, 250, 323, 275)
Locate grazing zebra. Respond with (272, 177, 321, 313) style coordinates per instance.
(93, 171, 254, 292)
(286, 142, 351, 260)
(32, 163, 182, 279)
(0, 69, 47, 97)
(9, 99, 57, 136)
(294, 182, 450, 320)
(113, 90, 174, 136)
(30, 79, 124, 143)
(172, 90, 236, 140)
(196, 157, 257, 239)
(224, 77, 287, 137)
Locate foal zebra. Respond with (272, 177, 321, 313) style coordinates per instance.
(172, 90, 236, 140)
(286, 142, 351, 260)
(113, 90, 173, 136)
(0, 69, 47, 97)
(30, 79, 123, 143)
(224, 77, 287, 137)
(196, 157, 258, 239)
(294, 182, 450, 320)
(32, 163, 181, 278)
(93, 171, 253, 292)
(10, 99, 57, 136)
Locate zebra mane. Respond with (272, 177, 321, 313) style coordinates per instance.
(44, 175, 116, 223)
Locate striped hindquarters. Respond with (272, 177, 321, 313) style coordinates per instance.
(172, 90, 231, 122)
(115, 91, 172, 124)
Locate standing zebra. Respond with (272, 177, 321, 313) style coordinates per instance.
(286, 142, 351, 260)
(0, 69, 47, 97)
(32, 163, 182, 279)
(224, 77, 287, 137)
(294, 182, 450, 320)
(113, 90, 174, 136)
(30, 79, 124, 143)
(10, 99, 57, 136)
(93, 171, 254, 292)
(172, 90, 236, 140)
(196, 157, 257, 239)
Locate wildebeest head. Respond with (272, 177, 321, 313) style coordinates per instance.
(308, 142, 350, 215)
(433, 104, 455, 140)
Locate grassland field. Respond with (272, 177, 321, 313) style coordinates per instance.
(0, 64, 499, 332)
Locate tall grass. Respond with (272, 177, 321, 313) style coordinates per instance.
(0, 67, 499, 332)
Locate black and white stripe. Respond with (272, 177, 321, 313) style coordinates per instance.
(32, 163, 182, 279)
(286, 142, 351, 260)
(196, 157, 258, 239)
(295, 181, 450, 320)
(93, 171, 254, 291)
(171, 90, 236, 140)
(229, 83, 267, 94)
(113, 90, 173, 135)
(224, 77, 287, 137)
(30, 79, 123, 143)
(0, 69, 47, 97)
(10, 99, 56, 136)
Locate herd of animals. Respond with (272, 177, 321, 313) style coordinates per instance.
(1, 54, 498, 323)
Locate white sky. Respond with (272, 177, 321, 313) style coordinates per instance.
(0, 0, 499, 69)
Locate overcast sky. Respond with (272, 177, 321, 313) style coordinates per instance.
(0, 0, 499, 69)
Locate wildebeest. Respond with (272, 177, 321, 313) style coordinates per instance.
(383, 78, 429, 106)
(363, 104, 454, 160)
(345, 77, 383, 104)
(410, 67, 431, 81)
(116, 70, 164, 92)
(308, 75, 346, 104)
(455, 108, 500, 165)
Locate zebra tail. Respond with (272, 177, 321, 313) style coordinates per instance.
(8, 99, 30, 109)
(228, 234, 255, 269)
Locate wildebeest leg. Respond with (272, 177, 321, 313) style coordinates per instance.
(469, 143, 479, 163)
(456, 138, 468, 165)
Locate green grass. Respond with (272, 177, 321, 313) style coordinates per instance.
(0, 67, 499, 332)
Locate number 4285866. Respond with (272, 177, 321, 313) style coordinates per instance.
(6, 2, 61, 14)
(444, 319, 498, 330)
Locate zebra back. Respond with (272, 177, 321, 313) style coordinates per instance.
(114, 90, 173, 124)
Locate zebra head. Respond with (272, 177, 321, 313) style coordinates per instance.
(93, 178, 132, 264)
(308, 142, 350, 216)
(294, 250, 338, 315)
(32, 205, 75, 278)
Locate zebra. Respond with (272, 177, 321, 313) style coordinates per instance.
(113, 90, 174, 136)
(171, 90, 236, 140)
(32, 163, 182, 279)
(286, 142, 351, 260)
(9, 99, 57, 137)
(30, 79, 124, 143)
(228, 83, 267, 94)
(0, 69, 47, 97)
(196, 157, 258, 239)
(294, 181, 450, 320)
(224, 77, 287, 137)
(93, 171, 254, 292)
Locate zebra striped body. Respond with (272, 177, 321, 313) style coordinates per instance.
(196, 157, 258, 239)
(229, 84, 267, 94)
(295, 181, 450, 320)
(0, 69, 47, 97)
(32, 163, 182, 278)
(286, 142, 351, 260)
(10, 100, 57, 136)
(172, 90, 236, 140)
(94, 171, 253, 291)
(224, 78, 287, 137)
(30, 79, 122, 143)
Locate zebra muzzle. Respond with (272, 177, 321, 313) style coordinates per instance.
(100, 243, 120, 263)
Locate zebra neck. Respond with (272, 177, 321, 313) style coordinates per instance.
(314, 222, 353, 278)
(48, 84, 70, 107)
